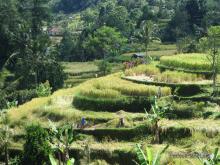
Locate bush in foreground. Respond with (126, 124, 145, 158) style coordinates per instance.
(23, 124, 51, 165)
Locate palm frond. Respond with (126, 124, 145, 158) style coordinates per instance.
(49, 154, 57, 165)
(146, 147, 153, 164)
(135, 144, 147, 165)
(153, 145, 169, 165)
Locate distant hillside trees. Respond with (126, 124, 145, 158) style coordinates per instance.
(56, 0, 220, 61)
(53, 0, 100, 13)
(83, 26, 127, 60)
(163, 0, 207, 42)
(0, 0, 65, 109)
(13, 0, 65, 90)
(0, 0, 20, 70)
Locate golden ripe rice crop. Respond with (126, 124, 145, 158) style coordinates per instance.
(125, 64, 160, 76)
(160, 53, 211, 71)
(77, 74, 171, 98)
(124, 64, 205, 83)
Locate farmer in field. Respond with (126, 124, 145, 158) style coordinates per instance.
(81, 117, 86, 129)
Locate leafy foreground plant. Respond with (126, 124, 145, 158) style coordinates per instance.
(145, 96, 169, 144)
(23, 124, 51, 165)
(134, 144, 169, 165)
(49, 121, 76, 165)
(0, 111, 13, 165)
(199, 148, 220, 165)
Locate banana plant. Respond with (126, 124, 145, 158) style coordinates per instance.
(145, 96, 167, 144)
(48, 120, 76, 165)
(135, 144, 169, 165)
(199, 148, 220, 165)
(49, 154, 75, 165)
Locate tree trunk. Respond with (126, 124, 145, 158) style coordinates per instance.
(58, 152, 61, 165)
(155, 122, 160, 144)
(213, 68, 217, 96)
(5, 145, 9, 165)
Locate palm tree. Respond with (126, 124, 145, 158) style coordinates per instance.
(135, 144, 169, 165)
(136, 21, 160, 63)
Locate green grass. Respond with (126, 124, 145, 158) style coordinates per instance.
(148, 43, 177, 51)
(63, 61, 123, 88)
(159, 53, 212, 72)
(62, 61, 99, 75)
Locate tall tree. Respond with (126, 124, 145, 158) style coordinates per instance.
(14, 0, 65, 90)
(136, 21, 155, 60)
(199, 26, 220, 96)
(83, 26, 127, 60)
(0, 0, 20, 69)
(185, 0, 207, 36)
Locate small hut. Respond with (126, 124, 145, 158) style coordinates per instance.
(131, 53, 144, 59)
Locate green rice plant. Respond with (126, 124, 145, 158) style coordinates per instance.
(155, 71, 204, 83)
(160, 53, 212, 72)
(80, 88, 121, 99)
(78, 74, 171, 98)
(73, 94, 152, 112)
(125, 64, 160, 76)
(73, 74, 171, 112)
(124, 63, 206, 83)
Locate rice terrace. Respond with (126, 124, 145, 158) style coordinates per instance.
(0, 0, 220, 165)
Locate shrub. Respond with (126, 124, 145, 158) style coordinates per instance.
(0, 92, 7, 109)
(169, 101, 205, 119)
(174, 85, 203, 97)
(97, 60, 112, 75)
(23, 124, 51, 165)
(0, 89, 38, 109)
(6, 89, 38, 105)
(36, 81, 52, 97)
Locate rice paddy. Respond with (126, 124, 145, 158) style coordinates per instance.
(3, 51, 220, 165)
(159, 53, 212, 72)
(76, 74, 172, 99)
(124, 64, 208, 84)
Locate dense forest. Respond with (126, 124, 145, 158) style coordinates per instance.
(1, 0, 220, 165)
